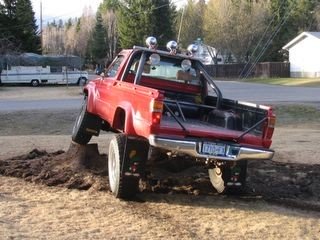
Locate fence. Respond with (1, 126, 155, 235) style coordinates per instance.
(205, 62, 290, 78)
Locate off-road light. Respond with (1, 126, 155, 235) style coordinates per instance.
(146, 36, 157, 49)
(166, 40, 178, 54)
(187, 44, 198, 56)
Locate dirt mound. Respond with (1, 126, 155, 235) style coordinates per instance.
(0, 143, 108, 191)
(1, 143, 320, 210)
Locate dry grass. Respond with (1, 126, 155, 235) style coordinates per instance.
(243, 77, 320, 87)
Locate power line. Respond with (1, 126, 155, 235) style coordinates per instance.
(242, 9, 291, 79)
(238, 1, 280, 79)
(239, 0, 294, 79)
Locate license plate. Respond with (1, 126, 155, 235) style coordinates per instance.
(201, 142, 226, 156)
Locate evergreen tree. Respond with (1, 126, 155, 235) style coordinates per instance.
(151, 0, 176, 46)
(16, 0, 41, 52)
(90, 11, 108, 62)
(118, 0, 154, 48)
(0, 0, 40, 53)
(0, 0, 18, 47)
(264, 0, 320, 61)
(118, 0, 176, 48)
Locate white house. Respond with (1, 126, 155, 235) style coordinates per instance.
(283, 32, 320, 78)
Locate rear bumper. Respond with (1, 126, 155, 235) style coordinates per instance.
(148, 135, 274, 161)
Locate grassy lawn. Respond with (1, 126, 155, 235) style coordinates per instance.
(243, 77, 320, 87)
(274, 104, 320, 126)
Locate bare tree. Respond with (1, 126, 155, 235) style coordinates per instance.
(98, 0, 120, 62)
(42, 6, 95, 57)
(101, 8, 117, 61)
(204, 0, 270, 63)
(74, 7, 95, 57)
(177, 0, 205, 48)
(42, 21, 65, 54)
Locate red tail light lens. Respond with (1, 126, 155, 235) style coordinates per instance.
(152, 112, 162, 124)
(264, 116, 276, 139)
(150, 100, 163, 125)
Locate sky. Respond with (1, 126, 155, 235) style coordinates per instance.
(31, 0, 186, 24)
(31, 0, 103, 23)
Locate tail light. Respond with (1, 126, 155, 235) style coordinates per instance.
(264, 113, 276, 139)
(150, 99, 163, 125)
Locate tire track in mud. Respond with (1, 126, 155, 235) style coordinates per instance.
(0, 144, 319, 213)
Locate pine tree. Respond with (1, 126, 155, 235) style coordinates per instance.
(0, 0, 40, 53)
(264, 0, 320, 61)
(16, 0, 41, 53)
(0, 0, 18, 47)
(151, 0, 176, 46)
(90, 11, 108, 62)
(118, 0, 176, 49)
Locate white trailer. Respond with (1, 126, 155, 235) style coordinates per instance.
(0, 65, 88, 86)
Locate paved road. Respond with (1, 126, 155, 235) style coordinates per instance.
(0, 81, 319, 111)
(0, 98, 82, 111)
(215, 81, 320, 105)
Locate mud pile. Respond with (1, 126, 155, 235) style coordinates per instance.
(0, 143, 320, 210)
(0, 143, 108, 191)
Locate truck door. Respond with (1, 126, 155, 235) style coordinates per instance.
(95, 55, 126, 119)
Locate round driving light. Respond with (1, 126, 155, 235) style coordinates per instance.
(187, 44, 198, 55)
(166, 40, 178, 54)
(181, 59, 192, 71)
(146, 36, 157, 49)
(149, 53, 160, 65)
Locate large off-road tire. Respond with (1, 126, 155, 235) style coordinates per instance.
(72, 97, 97, 145)
(108, 134, 140, 199)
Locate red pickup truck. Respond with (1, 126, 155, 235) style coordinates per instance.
(72, 38, 275, 199)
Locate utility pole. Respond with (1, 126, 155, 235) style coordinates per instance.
(177, 6, 185, 46)
(40, 0, 43, 53)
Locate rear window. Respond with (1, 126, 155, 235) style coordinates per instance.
(142, 55, 201, 86)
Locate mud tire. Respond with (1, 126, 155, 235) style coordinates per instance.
(108, 134, 139, 199)
(72, 97, 97, 145)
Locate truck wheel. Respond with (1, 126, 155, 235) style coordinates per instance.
(108, 134, 139, 199)
(31, 80, 40, 87)
(72, 97, 95, 145)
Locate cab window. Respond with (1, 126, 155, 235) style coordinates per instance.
(107, 55, 124, 77)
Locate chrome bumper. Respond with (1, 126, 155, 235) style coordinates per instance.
(148, 135, 274, 161)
